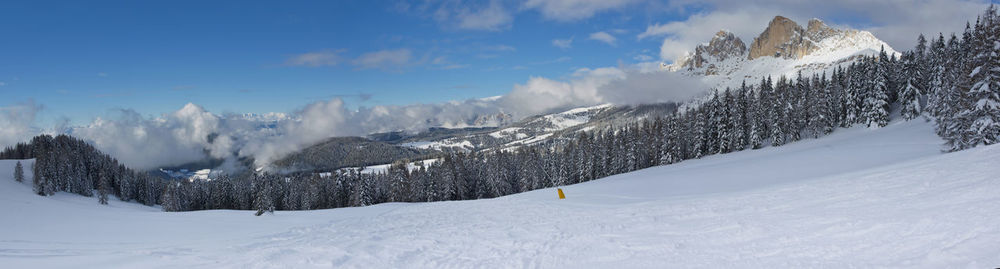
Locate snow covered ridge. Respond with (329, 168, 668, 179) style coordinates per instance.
(398, 103, 621, 152)
(3, 121, 1000, 267)
(669, 16, 897, 90)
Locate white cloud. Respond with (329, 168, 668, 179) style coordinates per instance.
(97, 72, 108, 77)
(0, 100, 42, 148)
(409, 0, 514, 31)
(633, 54, 654, 61)
(0, 82, 6, 86)
(454, 0, 513, 31)
(285, 50, 344, 67)
(240, 99, 351, 168)
(70, 103, 235, 170)
(538, 56, 572, 64)
(500, 64, 707, 116)
(352, 49, 413, 70)
(431, 56, 470, 70)
(487, 44, 517, 52)
(589, 31, 618, 46)
(640, 10, 772, 62)
(598, 69, 707, 105)
(552, 38, 573, 49)
(522, 0, 641, 21)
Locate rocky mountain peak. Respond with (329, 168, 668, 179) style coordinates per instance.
(676, 30, 746, 74)
(748, 16, 818, 60)
(806, 18, 840, 41)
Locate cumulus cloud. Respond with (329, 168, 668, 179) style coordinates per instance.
(285, 50, 345, 67)
(0, 100, 42, 148)
(522, 0, 641, 21)
(240, 99, 351, 167)
(552, 38, 573, 49)
(68, 103, 240, 170)
(638, 10, 773, 62)
(588, 31, 618, 46)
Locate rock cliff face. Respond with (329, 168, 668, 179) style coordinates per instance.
(677, 30, 746, 74)
(747, 17, 849, 60)
(749, 16, 813, 60)
(806, 18, 839, 41)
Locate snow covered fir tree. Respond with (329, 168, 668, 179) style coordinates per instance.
(13, 161, 24, 183)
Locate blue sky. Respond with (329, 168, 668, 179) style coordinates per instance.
(0, 0, 686, 126)
(1, 0, 994, 129)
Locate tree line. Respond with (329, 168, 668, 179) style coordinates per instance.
(2, 135, 165, 206)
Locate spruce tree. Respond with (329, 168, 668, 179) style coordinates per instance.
(865, 54, 891, 128)
(900, 51, 925, 120)
(956, 7, 1000, 148)
(14, 161, 24, 182)
(98, 171, 110, 205)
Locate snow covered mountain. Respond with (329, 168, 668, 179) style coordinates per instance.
(670, 16, 898, 89)
(383, 102, 677, 152)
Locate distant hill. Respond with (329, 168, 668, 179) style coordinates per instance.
(271, 136, 438, 173)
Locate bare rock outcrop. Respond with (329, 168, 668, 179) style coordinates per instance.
(678, 30, 746, 74)
(748, 16, 841, 60)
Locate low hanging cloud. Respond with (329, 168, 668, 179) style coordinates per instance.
(0, 100, 43, 148)
(68, 103, 241, 170)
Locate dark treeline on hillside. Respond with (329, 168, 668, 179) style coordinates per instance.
(271, 136, 439, 173)
(4, 6, 998, 212)
(1, 135, 165, 206)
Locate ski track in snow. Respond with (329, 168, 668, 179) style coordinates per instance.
(1, 120, 999, 268)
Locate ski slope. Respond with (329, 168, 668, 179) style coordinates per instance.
(2, 120, 999, 268)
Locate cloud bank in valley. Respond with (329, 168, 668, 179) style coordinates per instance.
(0, 63, 709, 171)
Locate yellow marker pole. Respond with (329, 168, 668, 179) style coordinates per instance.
(557, 188, 565, 199)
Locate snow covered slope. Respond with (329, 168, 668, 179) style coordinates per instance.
(2, 120, 999, 268)
(395, 103, 675, 152)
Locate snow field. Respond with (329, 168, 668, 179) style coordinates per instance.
(1, 120, 998, 268)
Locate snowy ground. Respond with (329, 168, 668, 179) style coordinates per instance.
(2, 120, 999, 268)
